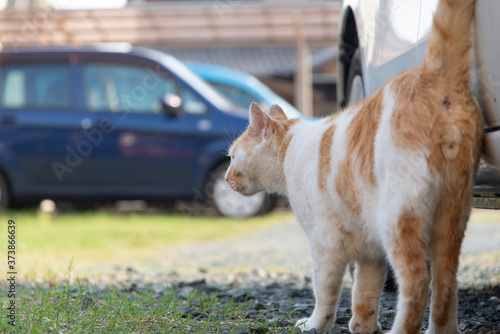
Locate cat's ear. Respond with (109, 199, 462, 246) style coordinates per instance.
(249, 102, 272, 140)
(268, 104, 288, 121)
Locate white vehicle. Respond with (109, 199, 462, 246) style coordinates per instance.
(337, 0, 500, 209)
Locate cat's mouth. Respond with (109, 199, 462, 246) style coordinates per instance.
(237, 185, 247, 195)
(227, 180, 245, 194)
(228, 181, 255, 197)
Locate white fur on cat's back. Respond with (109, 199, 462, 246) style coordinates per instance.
(373, 86, 436, 247)
(284, 85, 437, 251)
(282, 85, 439, 333)
(284, 106, 380, 256)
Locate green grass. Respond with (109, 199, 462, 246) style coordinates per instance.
(0, 209, 297, 333)
(0, 275, 298, 333)
(1, 209, 292, 281)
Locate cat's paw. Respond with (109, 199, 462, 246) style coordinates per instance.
(424, 326, 460, 334)
(424, 319, 461, 334)
(295, 316, 332, 333)
(348, 315, 381, 334)
(295, 317, 325, 332)
(295, 317, 311, 331)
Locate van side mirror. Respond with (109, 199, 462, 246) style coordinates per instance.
(161, 94, 182, 117)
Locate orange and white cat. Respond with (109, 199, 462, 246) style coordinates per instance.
(225, 0, 483, 333)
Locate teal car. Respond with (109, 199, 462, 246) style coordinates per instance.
(185, 61, 302, 120)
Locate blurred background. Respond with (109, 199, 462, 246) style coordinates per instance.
(0, 0, 344, 285)
(0, 0, 498, 291)
(0, 0, 340, 117)
(0, 0, 343, 219)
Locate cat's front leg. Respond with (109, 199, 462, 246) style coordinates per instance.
(349, 260, 385, 334)
(295, 243, 347, 333)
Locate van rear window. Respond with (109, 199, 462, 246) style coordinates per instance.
(2, 63, 71, 109)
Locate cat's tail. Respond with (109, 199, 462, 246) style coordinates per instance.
(422, 0, 476, 88)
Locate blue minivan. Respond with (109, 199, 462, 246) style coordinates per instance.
(0, 45, 275, 217)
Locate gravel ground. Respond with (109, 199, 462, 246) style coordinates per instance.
(94, 270, 497, 334)
(76, 209, 500, 334)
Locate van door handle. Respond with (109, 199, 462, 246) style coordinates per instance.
(81, 117, 113, 131)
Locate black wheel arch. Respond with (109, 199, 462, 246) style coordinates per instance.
(338, 6, 361, 109)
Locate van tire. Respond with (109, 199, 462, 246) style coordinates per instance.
(0, 173, 10, 209)
(346, 48, 365, 105)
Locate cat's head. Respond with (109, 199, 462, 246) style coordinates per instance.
(225, 102, 290, 196)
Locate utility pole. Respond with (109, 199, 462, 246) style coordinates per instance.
(292, 9, 313, 117)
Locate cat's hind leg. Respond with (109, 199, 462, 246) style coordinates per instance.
(349, 260, 385, 334)
(295, 243, 347, 333)
(426, 193, 469, 334)
(384, 206, 430, 334)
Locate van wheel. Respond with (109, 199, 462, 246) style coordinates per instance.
(0, 173, 10, 209)
(346, 48, 365, 105)
(207, 163, 275, 218)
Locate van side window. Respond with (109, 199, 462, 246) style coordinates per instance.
(83, 63, 208, 115)
(83, 63, 177, 114)
(2, 63, 71, 109)
(180, 85, 209, 115)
